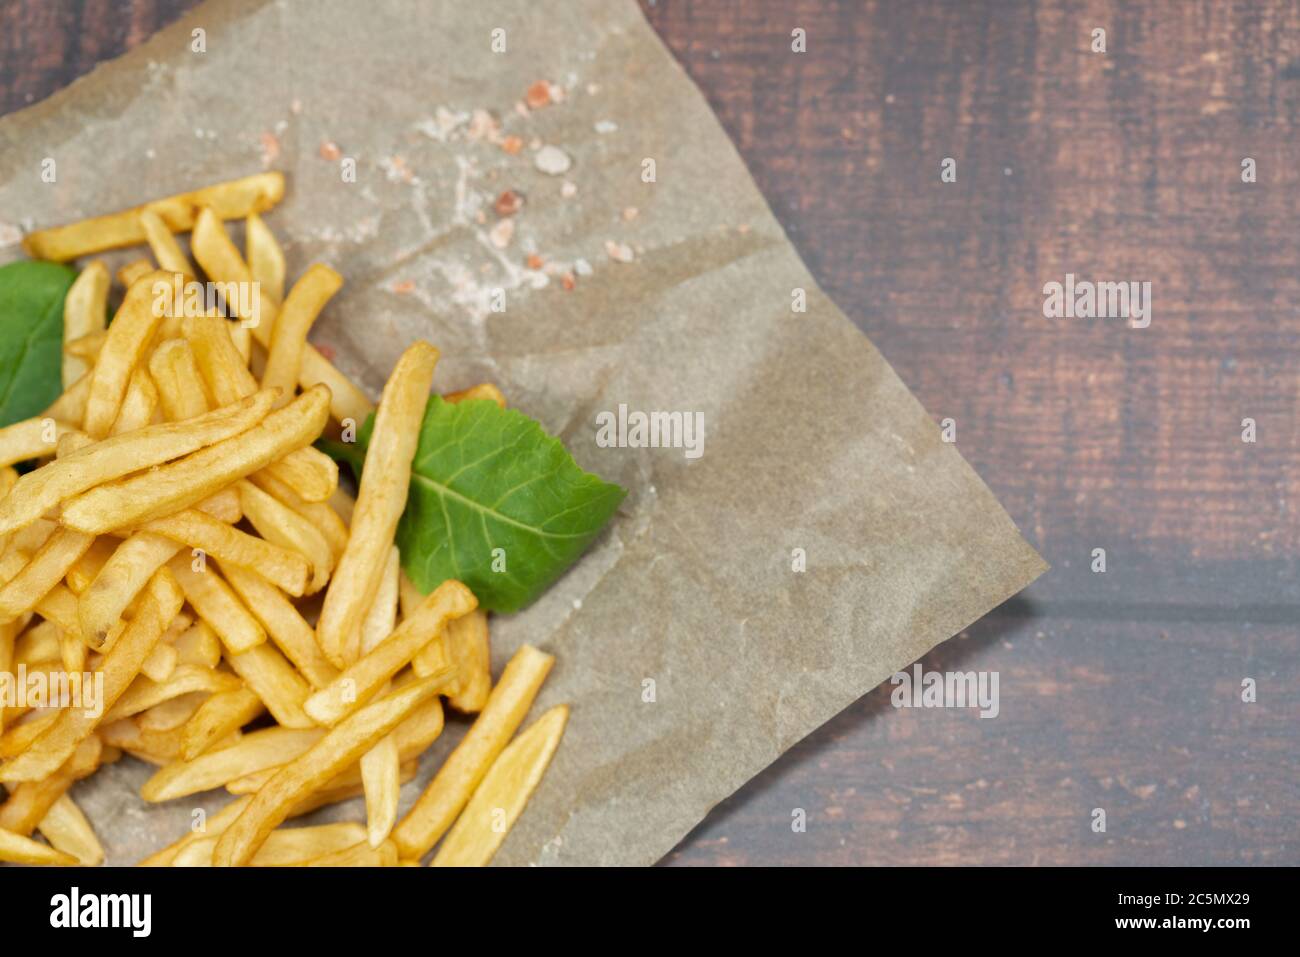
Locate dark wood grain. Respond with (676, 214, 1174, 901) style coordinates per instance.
(1, 0, 1295, 866)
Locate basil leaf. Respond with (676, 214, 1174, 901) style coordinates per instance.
(0, 260, 77, 427)
(321, 397, 625, 613)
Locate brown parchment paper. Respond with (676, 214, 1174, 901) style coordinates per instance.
(0, 0, 1046, 866)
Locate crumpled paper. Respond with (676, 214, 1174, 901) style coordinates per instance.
(0, 0, 1046, 865)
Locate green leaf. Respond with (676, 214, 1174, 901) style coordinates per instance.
(400, 397, 625, 612)
(0, 260, 77, 427)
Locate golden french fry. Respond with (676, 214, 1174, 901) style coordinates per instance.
(44, 374, 92, 431)
(245, 212, 286, 303)
(60, 385, 330, 533)
(250, 471, 349, 560)
(0, 527, 94, 625)
(0, 569, 182, 782)
(63, 262, 110, 388)
(141, 509, 310, 596)
(37, 794, 104, 866)
(224, 641, 313, 729)
(237, 480, 333, 594)
(174, 822, 372, 867)
(393, 644, 554, 859)
(64, 331, 108, 361)
(191, 209, 373, 425)
(213, 676, 444, 866)
(138, 209, 195, 277)
(302, 839, 398, 867)
(262, 446, 337, 504)
(262, 264, 343, 404)
(60, 626, 88, 674)
(0, 416, 71, 469)
(0, 824, 79, 865)
(355, 544, 400, 663)
(443, 383, 506, 407)
(82, 270, 172, 438)
(304, 580, 473, 725)
(22, 172, 285, 262)
(440, 609, 491, 714)
(0, 388, 275, 538)
(360, 733, 399, 848)
(170, 557, 266, 655)
(180, 686, 264, 761)
(183, 313, 259, 405)
(142, 725, 325, 802)
(65, 535, 119, 595)
(190, 207, 280, 330)
(137, 692, 206, 733)
(78, 534, 181, 650)
(148, 339, 212, 421)
(222, 565, 337, 688)
(0, 734, 102, 835)
(103, 665, 240, 724)
(140, 641, 179, 683)
(137, 795, 252, 866)
(171, 620, 222, 670)
(116, 258, 154, 289)
(317, 341, 438, 665)
(108, 368, 159, 435)
(432, 704, 568, 867)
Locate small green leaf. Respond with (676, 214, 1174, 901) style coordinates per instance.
(404, 397, 626, 612)
(0, 260, 77, 427)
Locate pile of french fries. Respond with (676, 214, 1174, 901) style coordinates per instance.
(0, 174, 566, 867)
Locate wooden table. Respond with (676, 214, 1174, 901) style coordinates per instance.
(2, 0, 1295, 866)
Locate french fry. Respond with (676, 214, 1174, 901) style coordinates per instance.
(0, 734, 102, 835)
(262, 446, 337, 503)
(170, 557, 265, 654)
(360, 734, 400, 848)
(0, 527, 94, 625)
(393, 645, 555, 859)
(249, 470, 349, 560)
(224, 642, 314, 729)
(82, 270, 171, 439)
(0, 569, 182, 783)
(140, 641, 179, 683)
(0, 388, 275, 537)
(137, 692, 207, 733)
(137, 795, 252, 866)
(245, 212, 286, 303)
(0, 416, 71, 469)
(213, 676, 444, 866)
(0, 824, 79, 865)
(142, 726, 325, 802)
(190, 207, 281, 330)
(22, 172, 285, 262)
(138, 209, 195, 277)
(0, 620, 15, 737)
(148, 339, 212, 421)
(180, 686, 264, 761)
(108, 368, 160, 435)
(60, 385, 330, 533)
(432, 705, 568, 867)
(103, 665, 240, 724)
(444, 382, 507, 407)
(229, 694, 442, 797)
(65, 535, 119, 595)
(304, 579, 473, 725)
(64, 331, 107, 361)
(37, 794, 104, 866)
(262, 264, 342, 404)
(191, 209, 374, 425)
(78, 534, 181, 650)
(237, 480, 333, 594)
(117, 258, 154, 289)
(172, 620, 222, 670)
(222, 565, 337, 688)
(317, 341, 438, 665)
(302, 839, 398, 867)
(141, 509, 310, 596)
(355, 544, 400, 663)
(63, 262, 110, 388)
(60, 625, 88, 674)
(438, 608, 492, 714)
